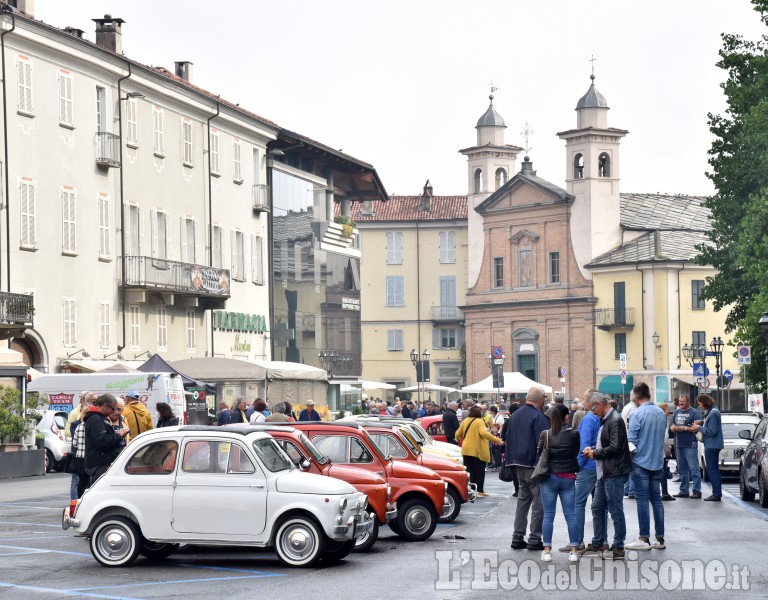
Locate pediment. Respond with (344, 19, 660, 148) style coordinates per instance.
(475, 172, 572, 214)
(509, 229, 540, 244)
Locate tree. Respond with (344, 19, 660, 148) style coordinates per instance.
(696, 0, 768, 390)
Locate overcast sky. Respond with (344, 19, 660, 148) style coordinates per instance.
(35, 1, 766, 198)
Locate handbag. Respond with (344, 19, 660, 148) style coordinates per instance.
(499, 465, 515, 482)
(63, 452, 76, 474)
(531, 431, 550, 483)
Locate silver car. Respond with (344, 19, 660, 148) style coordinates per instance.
(698, 413, 761, 478)
(34, 410, 71, 472)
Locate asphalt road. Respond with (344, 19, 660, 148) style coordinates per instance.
(0, 471, 767, 599)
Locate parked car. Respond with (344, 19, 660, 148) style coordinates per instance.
(417, 415, 447, 442)
(352, 416, 464, 463)
(739, 415, 768, 506)
(359, 420, 476, 522)
(241, 423, 396, 552)
(699, 412, 760, 480)
(34, 410, 71, 473)
(290, 421, 448, 542)
(62, 425, 372, 567)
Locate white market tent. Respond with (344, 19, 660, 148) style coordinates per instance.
(355, 380, 397, 391)
(399, 383, 460, 393)
(461, 372, 553, 395)
(171, 357, 327, 381)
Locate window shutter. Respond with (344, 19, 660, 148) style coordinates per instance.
(433, 328, 441, 350)
(193, 219, 200, 263)
(16, 60, 24, 110)
(250, 234, 258, 282)
(72, 191, 77, 252)
(180, 216, 188, 262)
(25, 62, 32, 113)
(150, 209, 158, 257)
(230, 229, 237, 278)
(61, 190, 69, 252)
(457, 328, 465, 347)
(58, 74, 65, 122)
(165, 213, 171, 259)
(28, 183, 36, 246)
(123, 204, 131, 255)
(138, 206, 145, 256)
(439, 231, 444, 262)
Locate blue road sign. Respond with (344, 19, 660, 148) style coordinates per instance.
(724, 370, 733, 381)
(492, 346, 503, 359)
(704, 351, 718, 357)
(692, 363, 709, 378)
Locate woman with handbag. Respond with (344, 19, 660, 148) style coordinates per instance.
(692, 394, 724, 502)
(455, 405, 502, 497)
(537, 404, 581, 563)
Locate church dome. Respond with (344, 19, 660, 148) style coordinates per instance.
(576, 75, 608, 109)
(476, 95, 506, 128)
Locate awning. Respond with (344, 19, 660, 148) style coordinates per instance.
(598, 375, 634, 395)
(61, 359, 144, 373)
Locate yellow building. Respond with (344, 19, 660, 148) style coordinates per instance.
(587, 194, 743, 410)
(351, 182, 468, 399)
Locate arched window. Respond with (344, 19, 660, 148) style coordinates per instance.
(598, 153, 611, 177)
(474, 168, 484, 193)
(574, 154, 584, 179)
(495, 168, 507, 190)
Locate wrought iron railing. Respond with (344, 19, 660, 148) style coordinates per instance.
(431, 306, 464, 321)
(120, 256, 231, 298)
(252, 184, 270, 212)
(95, 132, 120, 167)
(0, 292, 34, 326)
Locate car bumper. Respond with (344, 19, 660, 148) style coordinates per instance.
(468, 483, 478, 502)
(385, 503, 397, 522)
(334, 510, 375, 538)
(62, 507, 79, 531)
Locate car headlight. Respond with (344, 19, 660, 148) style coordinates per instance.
(338, 497, 348, 513)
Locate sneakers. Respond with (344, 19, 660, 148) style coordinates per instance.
(477, 492, 489, 497)
(526, 541, 544, 551)
(559, 542, 585, 553)
(605, 546, 625, 560)
(511, 539, 527, 549)
(569, 551, 580, 563)
(651, 537, 666, 549)
(704, 495, 722, 502)
(690, 492, 702, 499)
(578, 543, 606, 556)
(541, 550, 552, 562)
(625, 537, 652, 550)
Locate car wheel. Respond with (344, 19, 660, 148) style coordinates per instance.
(273, 516, 325, 567)
(44, 449, 53, 474)
(388, 518, 402, 536)
(439, 486, 462, 523)
(90, 516, 142, 567)
(759, 471, 768, 508)
(139, 541, 180, 559)
(354, 514, 379, 552)
(740, 468, 755, 502)
(395, 497, 437, 542)
(701, 460, 709, 482)
(321, 538, 356, 564)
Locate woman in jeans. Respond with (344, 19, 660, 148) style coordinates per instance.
(455, 405, 502, 497)
(538, 404, 581, 563)
(692, 394, 724, 501)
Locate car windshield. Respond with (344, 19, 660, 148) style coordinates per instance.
(299, 433, 328, 465)
(251, 438, 292, 472)
(722, 422, 758, 439)
(396, 429, 421, 455)
(407, 423, 429, 445)
(362, 429, 387, 461)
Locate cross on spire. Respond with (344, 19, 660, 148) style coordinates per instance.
(589, 54, 597, 76)
(520, 122, 534, 156)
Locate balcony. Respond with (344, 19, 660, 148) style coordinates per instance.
(594, 307, 635, 330)
(431, 305, 464, 323)
(120, 256, 231, 310)
(252, 184, 270, 213)
(95, 132, 120, 167)
(0, 292, 34, 340)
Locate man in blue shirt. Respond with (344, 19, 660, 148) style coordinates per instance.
(626, 382, 668, 550)
(298, 399, 322, 422)
(671, 395, 702, 498)
(561, 389, 601, 552)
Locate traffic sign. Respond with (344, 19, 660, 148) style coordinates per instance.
(492, 346, 504, 359)
(620, 369, 627, 379)
(723, 369, 733, 381)
(692, 363, 709, 378)
(560, 367, 567, 378)
(619, 353, 627, 369)
(493, 358, 505, 365)
(738, 345, 751, 365)
(705, 378, 711, 390)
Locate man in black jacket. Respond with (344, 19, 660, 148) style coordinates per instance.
(442, 402, 460, 444)
(84, 394, 130, 481)
(583, 396, 633, 560)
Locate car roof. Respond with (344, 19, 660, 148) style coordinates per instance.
(292, 421, 361, 430)
(357, 421, 406, 431)
(140, 425, 273, 440)
(720, 413, 760, 421)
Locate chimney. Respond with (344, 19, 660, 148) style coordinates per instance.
(63, 27, 85, 39)
(7, 0, 34, 17)
(359, 200, 374, 216)
(520, 155, 536, 176)
(174, 61, 194, 82)
(92, 14, 125, 54)
(420, 179, 433, 212)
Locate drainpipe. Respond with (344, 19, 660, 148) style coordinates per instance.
(206, 101, 219, 357)
(0, 6, 16, 292)
(116, 62, 133, 354)
(636, 263, 646, 370)
(675, 263, 686, 370)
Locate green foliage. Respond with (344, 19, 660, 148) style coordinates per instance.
(351, 404, 364, 415)
(0, 386, 28, 443)
(696, 1, 768, 390)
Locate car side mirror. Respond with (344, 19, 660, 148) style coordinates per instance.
(738, 430, 753, 440)
(299, 459, 310, 470)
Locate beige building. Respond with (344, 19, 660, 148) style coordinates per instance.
(353, 183, 467, 397)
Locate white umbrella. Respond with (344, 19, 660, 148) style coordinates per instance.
(398, 383, 460, 394)
(461, 372, 553, 395)
(354, 380, 397, 391)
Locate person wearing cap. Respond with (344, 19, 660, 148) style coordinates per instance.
(122, 390, 154, 440)
(298, 399, 321, 422)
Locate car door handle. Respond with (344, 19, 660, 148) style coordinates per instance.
(251, 483, 265, 488)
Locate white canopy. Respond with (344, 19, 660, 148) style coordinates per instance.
(462, 372, 553, 395)
(60, 359, 144, 373)
(171, 357, 327, 381)
(399, 383, 460, 393)
(354, 380, 397, 391)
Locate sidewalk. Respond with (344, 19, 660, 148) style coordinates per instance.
(0, 472, 70, 502)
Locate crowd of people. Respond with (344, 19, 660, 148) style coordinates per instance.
(214, 397, 321, 424)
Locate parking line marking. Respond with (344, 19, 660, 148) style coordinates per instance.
(176, 562, 281, 575)
(0, 520, 64, 529)
(723, 490, 768, 521)
(0, 551, 46, 556)
(0, 543, 90, 557)
(0, 502, 65, 510)
(71, 573, 283, 593)
(0, 581, 141, 600)
(0, 535, 69, 541)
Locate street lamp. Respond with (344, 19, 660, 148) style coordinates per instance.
(759, 312, 768, 394)
(682, 342, 707, 398)
(486, 350, 505, 405)
(410, 348, 430, 409)
(710, 336, 724, 404)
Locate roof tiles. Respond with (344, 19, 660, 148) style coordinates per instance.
(349, 195, 468, 223)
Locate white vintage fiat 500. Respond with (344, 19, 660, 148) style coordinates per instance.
(63, 426, 372, 567)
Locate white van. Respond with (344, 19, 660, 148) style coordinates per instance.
(27, 372, 186, 425)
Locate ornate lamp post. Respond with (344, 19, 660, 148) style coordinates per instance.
(759, 312, 768, 394)
(410, 348, 430, 409)
(710, 336, 724, 404)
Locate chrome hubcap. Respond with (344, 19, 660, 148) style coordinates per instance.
(279, 522, 317, 562)
(96, 525, 131, 561)
(405, 507, 429, 534)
